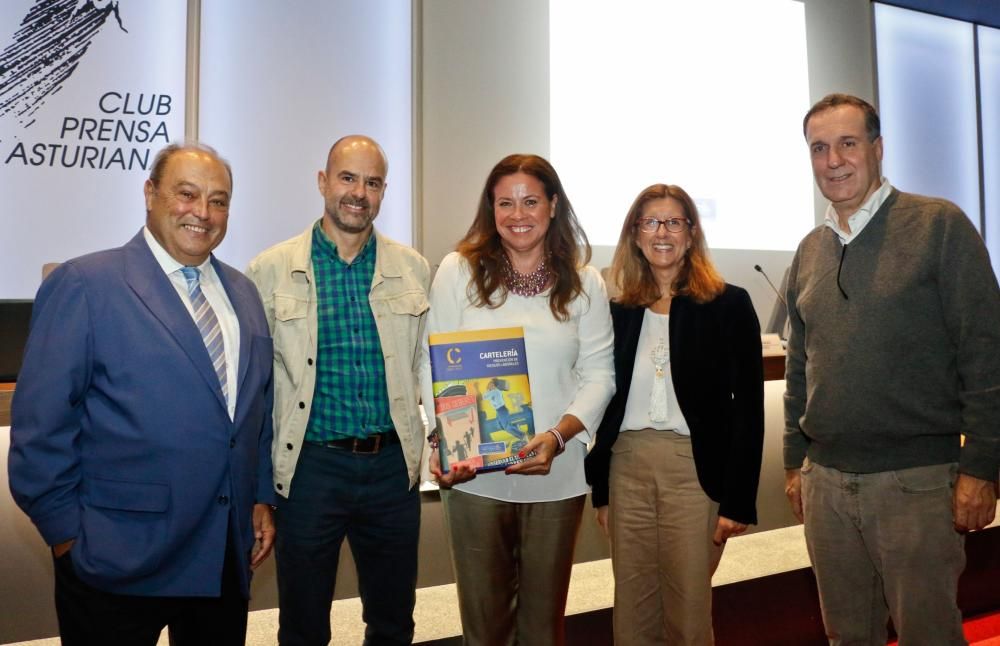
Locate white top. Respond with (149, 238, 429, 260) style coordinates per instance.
(621, 310, 690, 435)
(143, 227, 240, 419)
(823, 178, 893, 244)
(421, 252, 616, 503)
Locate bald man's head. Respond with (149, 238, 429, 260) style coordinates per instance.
(318, 135, 389, 235)
(326, 135, 388, 178)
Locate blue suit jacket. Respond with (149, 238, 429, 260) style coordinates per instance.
(8, 230, 276, 598)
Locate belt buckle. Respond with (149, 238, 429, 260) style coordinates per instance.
(352, 433, 382, 454)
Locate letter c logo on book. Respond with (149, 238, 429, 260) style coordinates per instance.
(446, 347, 462, 365)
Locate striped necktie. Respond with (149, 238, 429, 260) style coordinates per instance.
(180, 266, 228, 405)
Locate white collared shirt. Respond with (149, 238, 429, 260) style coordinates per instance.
(143, 227, 240, 419)
(824, 178, 893, 244)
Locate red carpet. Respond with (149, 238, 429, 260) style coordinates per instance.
(888, 611, 1000, 645)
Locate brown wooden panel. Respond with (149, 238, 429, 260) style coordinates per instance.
(713, 566, 827, 645)
(958, 525, 1000, 618)
(0, 384, 12, 427)
(764, 354, 785, 381)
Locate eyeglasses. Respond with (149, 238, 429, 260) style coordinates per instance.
(636, 217, 691, 233)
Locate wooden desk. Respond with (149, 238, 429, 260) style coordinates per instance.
(0, 383, 13, 427)
(763, 353, 785, 382)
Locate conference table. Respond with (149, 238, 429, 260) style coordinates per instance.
(763, 353, 785, 382)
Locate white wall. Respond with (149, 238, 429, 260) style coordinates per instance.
(803, 0, 877, 223)
(420, 0, 876, 324)
(419, 0, 550, 270)
(199, 0, 413, 269)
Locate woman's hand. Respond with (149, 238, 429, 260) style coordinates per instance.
(429, 444, 477, 488)
(712, 516, 748, 545)
(504, 430, 562, 476)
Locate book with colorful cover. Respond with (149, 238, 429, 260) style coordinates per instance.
(428, 327, 535, 473)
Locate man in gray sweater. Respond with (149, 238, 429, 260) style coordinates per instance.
(783, 93, 1000, 645)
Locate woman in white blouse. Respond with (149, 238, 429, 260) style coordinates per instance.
(585, 183, 764, 645)
(422, 154, 615, 646)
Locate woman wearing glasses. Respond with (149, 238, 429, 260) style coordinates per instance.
(585, 183, 764, 645)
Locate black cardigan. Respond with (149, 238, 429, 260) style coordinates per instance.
(584, 285, 765, 524)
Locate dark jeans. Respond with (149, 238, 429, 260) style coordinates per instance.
(53, 536, 248, 646)
(275, 440, 420, 646)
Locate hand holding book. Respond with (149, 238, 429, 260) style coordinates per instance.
(503, 431, 560, 475)
(505, 414, 585, 476)
(429, 444, 478, 488)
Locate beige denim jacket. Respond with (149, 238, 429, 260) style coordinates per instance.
(246, 223, 431, 495)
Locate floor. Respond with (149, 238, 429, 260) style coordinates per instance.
(8, 525, 813, 645)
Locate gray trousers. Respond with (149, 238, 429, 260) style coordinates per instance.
(441, 488, 585, 646)
(801, 460, 966, 646)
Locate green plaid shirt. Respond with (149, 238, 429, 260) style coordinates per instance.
(305, 221, 394, 441)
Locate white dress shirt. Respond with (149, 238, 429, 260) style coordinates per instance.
(143, 227, 240, 419)
(823, 178, 893, 244)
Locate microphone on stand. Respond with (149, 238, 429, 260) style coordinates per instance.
(754, 264, 787, 309)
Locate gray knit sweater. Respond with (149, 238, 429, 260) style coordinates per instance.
(783, 189, 1000, 480)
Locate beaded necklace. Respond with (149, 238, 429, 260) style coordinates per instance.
(500, 253, 551, 297)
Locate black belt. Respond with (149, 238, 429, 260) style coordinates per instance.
(308, 430, 399, 454)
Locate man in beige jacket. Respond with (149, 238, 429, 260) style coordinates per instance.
(247, 135, 430, 646)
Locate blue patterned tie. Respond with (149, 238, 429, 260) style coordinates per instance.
(180, 267, 228, 405)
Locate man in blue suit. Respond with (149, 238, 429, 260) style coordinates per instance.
(8, 143, 277, 645)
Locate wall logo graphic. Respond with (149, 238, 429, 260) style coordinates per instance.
(0, 0, 127, 129)
(0, 0, 178, 172)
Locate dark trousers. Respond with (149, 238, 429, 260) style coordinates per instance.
(275, 440, 420, 646)
(53, 535, 248, 646)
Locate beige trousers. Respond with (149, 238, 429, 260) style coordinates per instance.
(441, 488, 585, 646)
(609, 430, 723, 646)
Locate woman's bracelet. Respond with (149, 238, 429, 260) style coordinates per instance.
(427, 431, 440, 449)
(546, 427, 566, 454)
